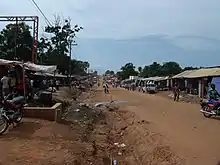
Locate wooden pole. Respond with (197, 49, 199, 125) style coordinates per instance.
(22, 61, 26, 99)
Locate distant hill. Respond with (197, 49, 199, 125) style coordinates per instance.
(74, 35, 220, 72)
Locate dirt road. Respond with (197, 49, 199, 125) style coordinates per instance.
(1, 87, 219, 165)
(98, 88, 220, 165)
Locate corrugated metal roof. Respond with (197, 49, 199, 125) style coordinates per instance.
(172, 70, 195, 79)
(155, 76, 169, 81)
(141, 76, 169, 81)
(45, 73, 67, 78)
(172, 68, 220, 79)
(184, 68, 220, 78)
(142, 76, 162, 81)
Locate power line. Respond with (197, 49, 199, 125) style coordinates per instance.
(28, 0, 52, 26)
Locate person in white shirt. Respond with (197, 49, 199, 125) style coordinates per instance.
(29, 79, 34, 99)
(30, 79, 34, 87)
(1, 75, 10, 97)
(43, 79, 47, 85)
(55, 79, 60, 90)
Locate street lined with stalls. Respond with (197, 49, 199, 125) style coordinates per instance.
(99, 87, 220, 165)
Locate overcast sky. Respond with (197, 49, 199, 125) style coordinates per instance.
(1, 0, 220, 39)
(1, 0, 220, 72)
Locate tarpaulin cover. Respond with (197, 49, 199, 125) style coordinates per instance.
(0, 59, 21, 65)
(0, 59, 57, 73)
(34, 72, 66, 78)
(211, 77, 220, 92)
(45, 73, 67, 78)
(24, 62, 57, 73)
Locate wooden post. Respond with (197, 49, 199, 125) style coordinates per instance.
(22, 61, 26, 99)
(54, 103, 62, 122)
(202, 77, 207, 98)
(54, 108, 61, 122)
(201, 78, 204, 98)
(198, 79, 205, 98)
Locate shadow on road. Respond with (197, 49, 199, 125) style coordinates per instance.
(3, 121, 42, 139)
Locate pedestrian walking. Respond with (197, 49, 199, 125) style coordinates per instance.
(173, 83, 180, 102)
(103, 83, 109, 94)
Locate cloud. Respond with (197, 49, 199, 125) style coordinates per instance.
(1, 0, 220, 70)
(75, 35, 220, 71)
(0, 0, 220, 39)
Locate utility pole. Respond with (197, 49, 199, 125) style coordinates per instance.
(69, 41, 72, 79)
(68, 38, 77, 84)
(14, 17, 18, 59)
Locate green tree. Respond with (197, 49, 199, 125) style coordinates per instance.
(148, 62, 162, 77)
(105, 70, 114, 75)
(137, 61, 183, 77)
(71, 60, 90, 75)
(0, 22, 33, 61)
(37, 16, 89, 75)
(183, 66, 198, 71)
(138, 66, 142, 73)
(161, 61, 182, 76)
(0, 18, 90, 76)
(40, 17, 83, 74)
(118, 63, 138, 80)
(141, 65, 149, 77)
(37, 37, 52, 64)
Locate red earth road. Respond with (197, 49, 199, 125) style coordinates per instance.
(104, 88, 220, 165)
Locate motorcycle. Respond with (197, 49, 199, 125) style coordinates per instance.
(0, 94, 26, 135)
(200, 98, 220, 118)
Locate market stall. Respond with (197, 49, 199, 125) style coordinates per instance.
(0, 59, 57, 98)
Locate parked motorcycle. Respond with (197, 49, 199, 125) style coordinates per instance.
(200, 98, 220, 118)
(0, 94, 26, 135)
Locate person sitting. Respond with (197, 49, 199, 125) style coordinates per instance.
(207, 84, 220, 101)
(1, 74, 10, 97)
(207, 84, 220, 110)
